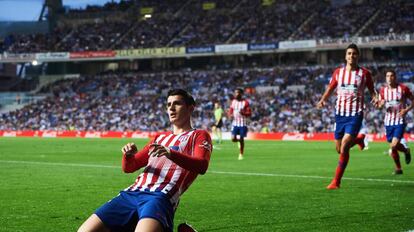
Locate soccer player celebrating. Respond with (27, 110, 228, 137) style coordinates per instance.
(317, 43, 379, 189)
(212, 102, 224, 144)
(378, 70, 413, 174)
(228, 88, 252, 160)
(78, 89, 212, 232)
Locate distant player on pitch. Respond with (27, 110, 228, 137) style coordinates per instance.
(228, 88, 252, 160)
(78, 89, 212, 232)
(317, 43, 379, 189)
(378, 70, 413, 174)
(212, 102, 224, 144)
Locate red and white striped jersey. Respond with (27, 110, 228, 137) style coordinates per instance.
(123, 129, 212, 208)
(329, 66, 375, 116)
(379, 84, 413, 126)
(229, 99, 251, 127)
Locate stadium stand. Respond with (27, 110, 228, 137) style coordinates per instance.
(360, 0, 414, 36)
(1, 63, 413, 134)
(3, 0, 414, 52)
(0, 0, 413, 137)
(292, 0, 378, 40)
(231, 0, 325, 43)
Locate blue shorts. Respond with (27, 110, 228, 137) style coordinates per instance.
(232, 126, 248, 138)
(95, 191, 174, 232)
(385, 124, 406, 143)
(334, 114, 363, 140)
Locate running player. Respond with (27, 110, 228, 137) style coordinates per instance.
(317, 43, 379, 189)
(228, 88, 251, 160)
(378, 70, 413, 174)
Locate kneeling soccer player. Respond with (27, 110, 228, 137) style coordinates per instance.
(78, 89, 212, 232)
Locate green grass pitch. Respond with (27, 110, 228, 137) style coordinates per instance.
(0, 137, 414, 231)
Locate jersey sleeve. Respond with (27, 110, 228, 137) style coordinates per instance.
(228, 100, 234, 117)
(328, 68, 339, 89)
(379, 87, 384, 100)
(242, 100, 252, 117)
(403, 85, 414, 99)
(365, 70, 375, 93)
(122, 137, 155, 173)
(168, 130, 212, 174)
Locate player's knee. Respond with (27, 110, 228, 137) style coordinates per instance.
(231, 138, 238, 142)
(77, 214, 108, 232)
(136, 218, 164, 232)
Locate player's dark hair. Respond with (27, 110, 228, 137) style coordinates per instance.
(167, 89, 196, 106)
(346, 43, 359, 55)
(385, 69, 396, 76)
(235, 88, 244, 94)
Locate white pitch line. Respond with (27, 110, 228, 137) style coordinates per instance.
(209, 171, 414, 184)
(0, 160, 118, 169)
(1, 160, 414, 184)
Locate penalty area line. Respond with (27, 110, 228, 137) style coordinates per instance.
(1, 160, 414, 184)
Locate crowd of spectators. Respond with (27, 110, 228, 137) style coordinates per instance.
(57, 20, 134, 52)
(360, 0, 414, 36)
(231, 0, 323, 44)
(1, 63, 413, 134)
(293, 0, 377, 40)
(5, 27, 71, 53)
(116, 13, 190, 49)
(2, 0, 413, 53)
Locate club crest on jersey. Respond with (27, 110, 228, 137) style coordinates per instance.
(199, 140, 212, 152)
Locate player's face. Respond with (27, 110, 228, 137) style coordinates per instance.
(385, 71, 396, 86)
(345, 48, 359, 66)
(234, 90, 242, 100)
(167, 95, 193, 125)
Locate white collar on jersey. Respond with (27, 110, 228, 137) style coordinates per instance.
(172, 128, 195, 136)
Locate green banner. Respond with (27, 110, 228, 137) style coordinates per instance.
(140, 7, 154, 14)
(262, 0, 275, 6)
(202, 2, 216, 10)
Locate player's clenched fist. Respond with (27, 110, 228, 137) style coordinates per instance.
(122, 143, 138, 157)
(149, 144, 171, 158)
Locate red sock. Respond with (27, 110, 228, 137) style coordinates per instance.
(333, 152, 349, 185)
(354, 134, 365, 150)
(357, 134, 365, 140)
(391, 149, 401, 170)
(396, 143, 408, 153)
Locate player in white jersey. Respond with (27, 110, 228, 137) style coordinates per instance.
(378, 70, 413, 174)
(317, 43, 379, 189)
(78, 89, 212, 232)
(228, 88, 251, 160)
